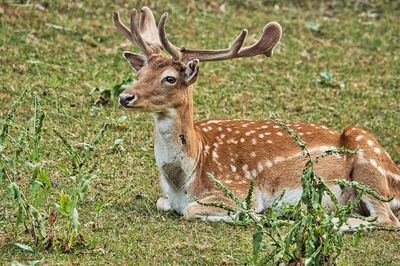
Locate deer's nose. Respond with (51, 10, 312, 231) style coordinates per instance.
(119, 94, 137, 107)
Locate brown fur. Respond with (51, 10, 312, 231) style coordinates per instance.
(120, 54, 400, 227)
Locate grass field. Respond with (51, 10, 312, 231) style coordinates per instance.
(1, 0, 399, 265)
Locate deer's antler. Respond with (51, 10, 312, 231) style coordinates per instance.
(158, 12, 282, 62)
(113, 7, 162, 56)
(113, 6, 282, 62)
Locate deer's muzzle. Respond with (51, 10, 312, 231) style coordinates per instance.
(119, 94, 138, 108)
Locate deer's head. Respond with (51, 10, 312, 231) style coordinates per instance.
(113, 7, 282, 112)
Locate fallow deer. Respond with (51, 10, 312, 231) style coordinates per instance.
(112, 7, 400, 227)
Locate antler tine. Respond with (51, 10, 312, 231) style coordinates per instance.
(158, 12, 182, 60)
(130, 9, 153, 57)
(230, 30, 248, 55)
(112, 11, 135, 43)
(238, 22, 282, 57)
(113, 9, 159, 57)
(139, 6, 162, 49)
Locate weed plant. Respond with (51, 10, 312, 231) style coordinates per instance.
(1, 89, 108, 253)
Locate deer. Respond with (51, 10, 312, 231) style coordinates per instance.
(112, 6, 400, 228)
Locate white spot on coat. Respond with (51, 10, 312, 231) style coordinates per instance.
(251, 169, 257, 177)
(257, 163, 264, 172)
(274, 156, 285, 164)
(204, 145, 210, 153)
(207, 120, 222, 124)
(212, 151, 219, 161)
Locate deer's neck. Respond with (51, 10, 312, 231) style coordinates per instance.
(152, 96, 201, 191)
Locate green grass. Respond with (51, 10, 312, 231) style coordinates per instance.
(1, 0, 399, 264)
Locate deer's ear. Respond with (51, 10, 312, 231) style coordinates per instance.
(123, 51, 147, 72)
(184, 59, 200, 85)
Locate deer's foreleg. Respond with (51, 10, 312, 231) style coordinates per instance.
(156, 196, 173, 211)
(182, 195, 235, 221)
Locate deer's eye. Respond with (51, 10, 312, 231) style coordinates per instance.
(163, 76, 176, 84)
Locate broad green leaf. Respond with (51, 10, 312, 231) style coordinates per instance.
(15, 243, 33, 252)
(116, 115, 127, 124)
(71, 207, 79, 233)
(114, 138, 124, 146)
(253, 231, 263, 264)
(38, 170, 51, 188)
(305, 21, 321, 32)
(320, 71, 335, 82)
(7, 182, 21, 201)
(33, 187, 45, 208)
(59, 191, 70, 213)
(30, 180, 41, 198)
(80, 179, 90, 193)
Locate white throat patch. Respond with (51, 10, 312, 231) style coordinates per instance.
(153, 109, 196, 213)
